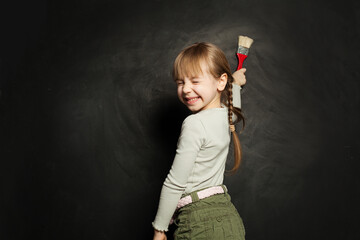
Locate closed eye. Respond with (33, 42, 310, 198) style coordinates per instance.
(176, 80, 184, 85)
(191, 77, 201, 84)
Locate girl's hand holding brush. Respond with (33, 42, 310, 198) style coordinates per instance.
(233, 68, 247, 86)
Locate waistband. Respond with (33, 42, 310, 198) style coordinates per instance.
(178, 184, 228, 209)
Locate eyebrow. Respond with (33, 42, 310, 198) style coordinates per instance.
(175, 76, 201, 82)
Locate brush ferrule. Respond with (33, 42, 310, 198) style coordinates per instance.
(237, 46, 249, 55)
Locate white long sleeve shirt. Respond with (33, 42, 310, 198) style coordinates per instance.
(152, 84, 242, 231)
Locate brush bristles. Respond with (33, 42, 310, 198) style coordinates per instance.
(238, 36, 254, 48)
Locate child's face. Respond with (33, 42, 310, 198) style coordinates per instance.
(175, 64, 226, 113)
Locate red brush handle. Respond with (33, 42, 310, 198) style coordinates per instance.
(236, 53, 248, 70)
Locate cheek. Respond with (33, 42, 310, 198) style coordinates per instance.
(194, 85, 213, 97)
(192, 85, 202, 94)
(177, 87, 183, 99)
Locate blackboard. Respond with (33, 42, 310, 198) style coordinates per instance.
(1, 0, 359, 239)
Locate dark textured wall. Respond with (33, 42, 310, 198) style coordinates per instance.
(1, 0, 359, 239)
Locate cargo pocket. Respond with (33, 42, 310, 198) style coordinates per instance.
(206, 212, 236, 239)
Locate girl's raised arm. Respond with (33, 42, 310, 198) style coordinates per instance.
(232, 68, 246, 109)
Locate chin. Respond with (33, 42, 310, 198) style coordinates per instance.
(186, 105, 203, 113)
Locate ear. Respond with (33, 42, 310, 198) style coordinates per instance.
(217, 73, 228, 91)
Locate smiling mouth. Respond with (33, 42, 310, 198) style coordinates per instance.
(185, 97, 200, 105)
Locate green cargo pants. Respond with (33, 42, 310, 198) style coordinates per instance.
(173, 186, 246, 240)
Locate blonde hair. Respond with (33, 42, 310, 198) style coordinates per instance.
(173, 42, 245, 174)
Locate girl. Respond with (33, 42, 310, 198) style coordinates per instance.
(152, 42, 247, 240)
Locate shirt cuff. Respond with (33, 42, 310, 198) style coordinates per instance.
(152, 221, 169, 232)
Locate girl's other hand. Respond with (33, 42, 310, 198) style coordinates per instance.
(153, 230, 167, 240)
(232, 68, 247, 86)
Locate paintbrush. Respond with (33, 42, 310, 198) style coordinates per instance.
(236, 36, 254, 70)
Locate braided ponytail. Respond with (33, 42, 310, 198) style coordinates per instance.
(225, 75, 245, 174)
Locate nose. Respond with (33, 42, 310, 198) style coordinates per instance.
(182, 81, 191, 94)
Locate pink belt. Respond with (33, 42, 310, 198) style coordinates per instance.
(170, 185, 227, 224)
